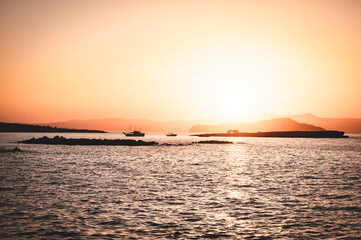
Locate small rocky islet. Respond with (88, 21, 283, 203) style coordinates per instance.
(18, 136, 233, 146)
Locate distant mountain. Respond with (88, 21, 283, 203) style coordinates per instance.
(42, 118, 200, 132)
(36, 113, 361, 133)
(189, 118, 325, 132)
(287, 114, 361, 134)
(201, 113, 361, 133)
(0, 122, 106, 133)
(254, 113, 361, 133)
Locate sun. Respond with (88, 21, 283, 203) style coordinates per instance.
(178, 46, 292, 119)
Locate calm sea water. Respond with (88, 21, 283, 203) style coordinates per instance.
(0, 133, 360, 239)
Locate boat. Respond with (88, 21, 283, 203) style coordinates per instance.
(123, 129, 145, 137)
(166, 133, 177, 137)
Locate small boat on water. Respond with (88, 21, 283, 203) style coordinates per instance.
(166, 133, 177, 137)
(123, 129, 145, 137)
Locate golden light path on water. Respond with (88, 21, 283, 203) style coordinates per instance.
(0, 133, 360, 238)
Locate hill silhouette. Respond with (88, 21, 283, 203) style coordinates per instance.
(33, 114, 361, 133)
(41, 118, 199, 132)
(253, 113, 361, 133)
(189, 118, 325, 132)
(0, 122, 106, 133)
(287, 114, 361, 134)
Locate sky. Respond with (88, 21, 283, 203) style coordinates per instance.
(1, 0, 361, 123)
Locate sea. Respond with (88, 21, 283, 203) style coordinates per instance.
(0, 132, 360, 239)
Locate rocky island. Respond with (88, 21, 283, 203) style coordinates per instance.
(18, 136, 158, 146)
(18, 136, 235, 146)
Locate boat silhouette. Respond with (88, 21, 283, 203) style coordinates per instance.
(123, 128, 145, 137)
(166, 133, 177, 137)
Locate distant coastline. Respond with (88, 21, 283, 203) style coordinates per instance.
(193, 131, 348, 138)
(3, 113, 360, 133)
(0, 122, 106, 133)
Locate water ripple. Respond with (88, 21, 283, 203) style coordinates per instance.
(0, 133, 360, 239)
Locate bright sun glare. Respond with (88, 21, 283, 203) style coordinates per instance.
(180, 46, 292, 119)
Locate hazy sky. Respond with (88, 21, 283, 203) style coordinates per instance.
(1, 0, 361, 123)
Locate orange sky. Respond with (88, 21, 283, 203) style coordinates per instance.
(1, 0, 361, 123)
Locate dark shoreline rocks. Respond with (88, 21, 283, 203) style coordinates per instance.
(193, 140, 233, 144)
(0, 147, 22, 153)
(17, 136, 235, 146)
(18, 136, 158, 146)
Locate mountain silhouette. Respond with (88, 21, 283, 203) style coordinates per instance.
(287, 114, 361, 134)
(189, 118, 325, 132)
(0, 122, 105, 133)
(33, 113, 361, 133)
(40, 118, 199, 132)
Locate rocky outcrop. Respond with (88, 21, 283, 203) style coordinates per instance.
(18, 136, 157, 146)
